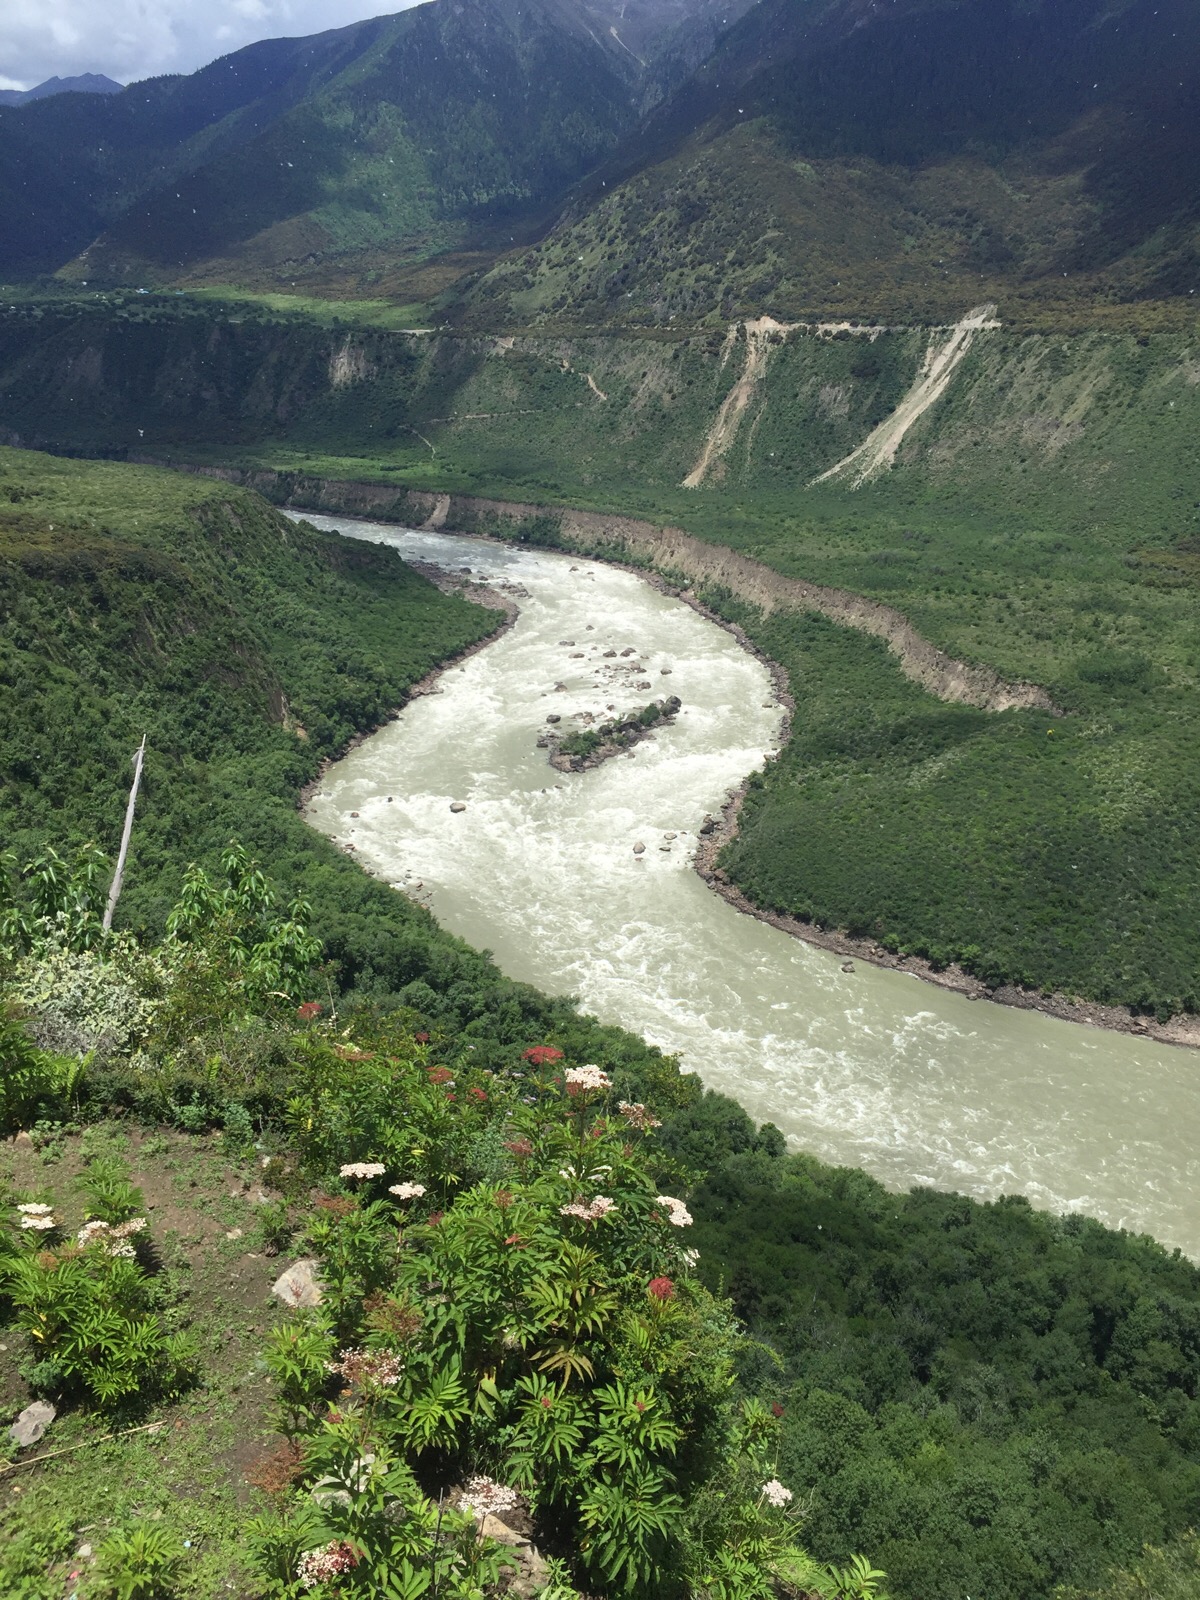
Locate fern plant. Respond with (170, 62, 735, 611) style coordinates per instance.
(94, 1524, 184, 1600)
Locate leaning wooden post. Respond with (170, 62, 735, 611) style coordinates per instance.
(102, 735, 147, 935)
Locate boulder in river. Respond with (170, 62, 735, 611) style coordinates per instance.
(450, 802, 467, 813)
(633, 842, 646, 855)
(546, 713, 561, 724)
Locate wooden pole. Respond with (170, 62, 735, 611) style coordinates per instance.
(102, 734, 146, 934)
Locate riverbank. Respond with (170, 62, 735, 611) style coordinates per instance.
(296, 557, 518, 811)
(172, 463, 1058, 714)
(692, 785, 1200, 1051)
(291, 500, 1200, 1053)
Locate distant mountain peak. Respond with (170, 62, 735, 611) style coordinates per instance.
(0, 73, 124, 107)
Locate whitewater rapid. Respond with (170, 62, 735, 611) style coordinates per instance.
(300, 514, 1200, 1258)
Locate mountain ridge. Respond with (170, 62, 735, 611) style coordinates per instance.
(0, 73, 124, 107)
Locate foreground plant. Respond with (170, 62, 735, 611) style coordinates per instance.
(2, 1196, 196, 1409)
(250, 1039, 884, 1599)
(94, 1524, 185, 1600)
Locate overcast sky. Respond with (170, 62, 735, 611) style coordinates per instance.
(0, 0, 421, 92)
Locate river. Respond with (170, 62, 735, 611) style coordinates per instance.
(300, 513, 1200, 1258)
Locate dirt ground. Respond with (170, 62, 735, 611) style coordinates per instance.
(1, 1123, 296, 1598)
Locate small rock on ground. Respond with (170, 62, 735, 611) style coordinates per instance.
(10, 1400, 55, 1448)
(272, 1258, 324, 1308)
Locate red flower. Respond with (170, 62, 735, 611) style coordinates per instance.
(427, 1066, 454, 1086)
(415, 1031, 430, 1044)
(427, 1211, 444, 1227)
(648, 1277, 675, 1301)
(522, 1046, 564, 1065)
(504, 1138, 533, 1158)
(445, 1092, 456, 1102)
(296, 1001, 322, 1021)
(540, 1395, 553, 1409)
(771, 1402, 785, 1418)
(495, 1189, 513, 1208)
(504, 1233, 526, 1247)
(468, 1086, 488, 1103)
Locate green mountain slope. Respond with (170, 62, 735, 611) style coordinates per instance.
(461, 0, 1200, 328)
(0, 18, 397, 278)
(0, 0, 747, 292)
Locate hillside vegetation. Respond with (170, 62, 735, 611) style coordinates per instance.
(0, 0, 750, 295)
(5, 302, 1200, 1015)
(462, 0, 1200, 330)
(7, 448, 1200, 1599)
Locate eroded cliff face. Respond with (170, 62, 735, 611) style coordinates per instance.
(171, 465, 1054, 714)
(8, 299, 1196, 718)
(6, 301, 1189, 511)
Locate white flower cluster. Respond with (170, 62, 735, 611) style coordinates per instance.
(656, 1195, 694, 1228)
(328, 1347, 405, 1388)
(460, 1475, 522, 1522)
(565, 1064, 611, 1092)
(339, 1162, 387, 1179)
(618, 1101, 662, 1131)
(761, 1478, 793, 1508)
(77, 1216, 148, 1257)
(560, 1195, 617, 1222)
(17, 1202, 56, 1232)
(296, 1541, 358, 1589)
(388, 1182, 427, 1200)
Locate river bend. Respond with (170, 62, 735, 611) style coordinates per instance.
(300, 514, 1200, 1258)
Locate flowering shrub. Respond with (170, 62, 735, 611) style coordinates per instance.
(522, 1046, 563, 1065)
(246, 1421, 509, 1600)
(249, 1037, 848, 1600)
(2, 1199, 196, 1409)
(656, 1194, 695, 1228)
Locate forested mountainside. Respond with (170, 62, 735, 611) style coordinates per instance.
(8, 447, 1200, 1600)
(3, 0, 1197, 321)
(0, 0, 750, 291)
(463, 0, 1200, 327)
